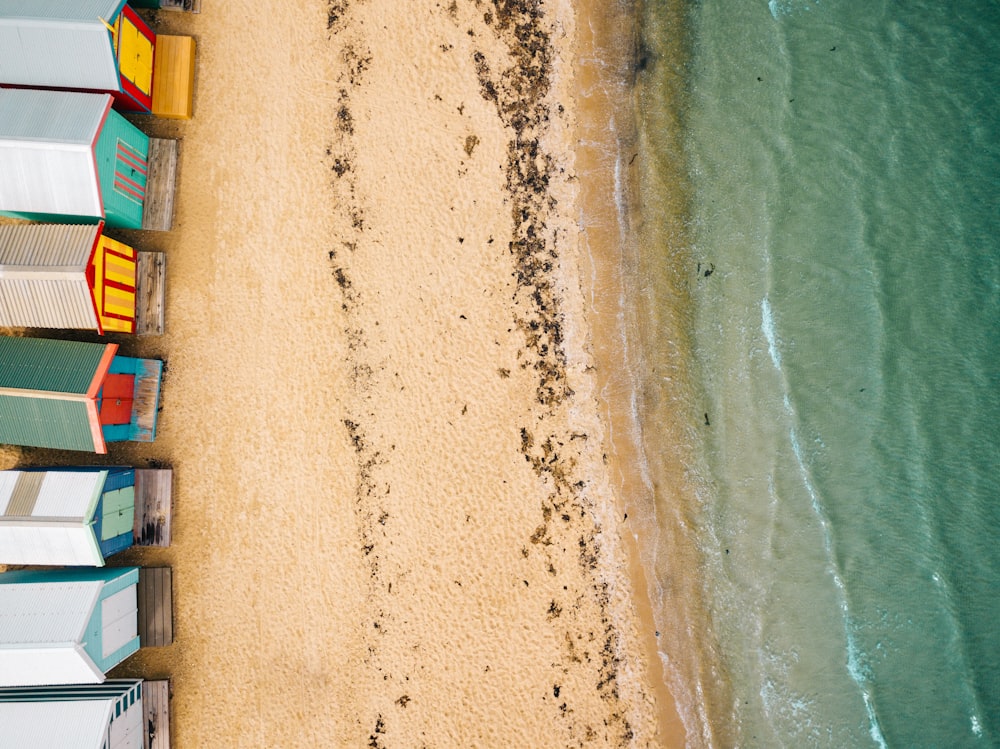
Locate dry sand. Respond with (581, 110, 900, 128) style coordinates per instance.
(2, 0, 687, 745)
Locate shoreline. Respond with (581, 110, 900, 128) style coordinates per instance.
(620, 1, 738, 745)
(567, 0, 689, 744)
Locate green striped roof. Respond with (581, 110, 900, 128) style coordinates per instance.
(0, 336, 107, 393)
(0, 396, 97, 451)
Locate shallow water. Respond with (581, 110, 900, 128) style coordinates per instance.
(629, 0, 1000, 744)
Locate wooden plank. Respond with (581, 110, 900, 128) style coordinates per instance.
(151, 36, 196, 119)
(141, 139, 178, 232)
(133, 468, 172, 546)
(135, 251, 166, 336)
(138, 567, 173, 647)
(158, 0, 201, 11)
(138, 567, 150, 647)
(130, 358, 163, 442)
(143, 680, 171, 749)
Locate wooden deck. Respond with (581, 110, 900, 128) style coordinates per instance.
(159, 0, 201, 11)
(131, 358, 163, 442)
(143, 680, 171, 749)
(141, 139, 179, 232)
(133, 468, 173, 547)
(138, 567, 174, 647)
(135, 251, 166, 336)
(151, 36, 196, 120)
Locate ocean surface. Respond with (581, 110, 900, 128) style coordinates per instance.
(626, 0, 1000, 745)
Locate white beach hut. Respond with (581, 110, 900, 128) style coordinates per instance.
(0, 680, 145, 749)
(0, 467, 138, 566)
(0, 567, 140, 686)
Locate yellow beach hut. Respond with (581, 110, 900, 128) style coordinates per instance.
(0, 0, 196, 119)
(0, 222, 165, 334)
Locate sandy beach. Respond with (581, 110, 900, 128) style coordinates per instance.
(3, 0, 686, 745)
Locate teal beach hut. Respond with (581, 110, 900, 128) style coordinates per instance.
(0, 89, 151, 229)
(0, 566, 141, 686)
(0, 335, 163, 453)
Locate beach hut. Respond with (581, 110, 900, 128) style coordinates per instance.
(0, 465, 173, 566)
(0, 0, 196, 119)
(0, 222, 165, 335)
(0, 680, 151, 749)
(0, 335, 163, 453)
(0, 89, 178, 231)
(0, 566, 141, 686)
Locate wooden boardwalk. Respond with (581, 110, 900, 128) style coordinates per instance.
(135, 251, 166, 336)
(143, 679, 171, 749)
(142, 139, 179, 232)
(138, 567, 173, 648)
(133, 468, 172, 546)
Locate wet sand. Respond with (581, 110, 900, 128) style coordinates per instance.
(2, 0, 685, 745)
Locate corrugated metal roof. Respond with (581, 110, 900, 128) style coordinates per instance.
(0, 469, 103, 518)
(0, 680, 139, 701)
(0, 335, 108, 393)
(0, 579, 103, 644)
(0, 470, 14, 513)
(0, 88, 107, 142)
(0, 0, 125, 22)
(0, 278, 97, 329)
(0, 395, 100, 452)
(0, 645, 104, 686)
(36, 470, 105, 517)
(0, 699, 113, 749)
(0, 525, 103, 566)
(0, 89, 108, 219)
(0, 223, 99, 266)
(0, 225, 102, 327)
(0, 19, 121, 94)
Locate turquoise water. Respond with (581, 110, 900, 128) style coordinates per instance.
(633, 0, 1000, 745)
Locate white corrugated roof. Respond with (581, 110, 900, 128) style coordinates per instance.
(0, 90, 108, 219)
(0, 468, 105, 518)
(0, 0, 125, 22)
(0, 699, 113, 749)
(0, 579, 103, 644)
(0, 470, 14, 513)
(0, 223, 100, 267)
(34, 470, 104, 517)
(0, 525, 103, 566)
(0, 88, 108, 142)
(0, 580, 108, 686)
(0, 224, 103, 328)
(0, 277, 98, 329)
(0, 643, 106, 687)
(0, 1, 126, 93)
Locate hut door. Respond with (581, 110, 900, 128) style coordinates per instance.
(92, 236, 138, 334)
(100, 374, 135, 425)
(101, 486, 135, 540)
(101, 586, 138, 658)
(116, 6, 155, 108)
